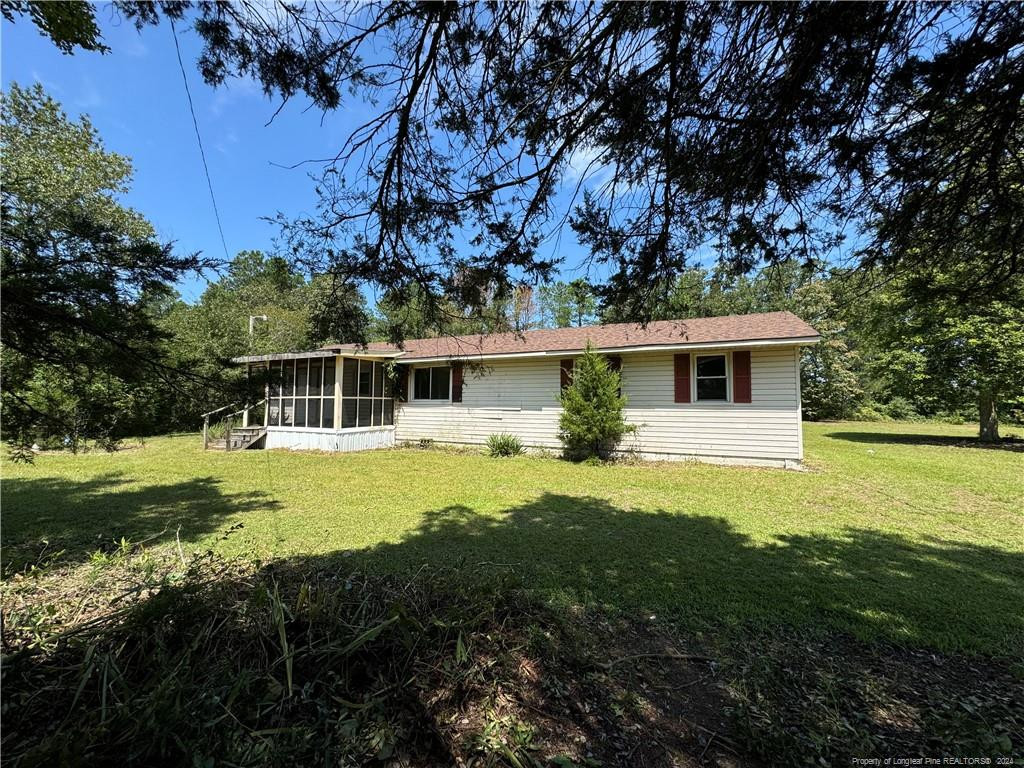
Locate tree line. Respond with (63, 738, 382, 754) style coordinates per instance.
(3, 83, 1022, 453)
(3, 0, 1023, 450)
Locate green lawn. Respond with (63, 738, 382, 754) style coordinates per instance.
(4, 422, 1022, 656)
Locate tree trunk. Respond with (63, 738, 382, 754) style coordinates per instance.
(978, 391, 1000, 442)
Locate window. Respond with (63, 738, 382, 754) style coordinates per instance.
(414, 366, 450, 400)
(267, 358, 337, 428)
(340, 359, 393, 428)
(413, 368, 430, 400)
(695, 354, 728, 401)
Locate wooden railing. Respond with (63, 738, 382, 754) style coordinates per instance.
(202, 400, 265, 450)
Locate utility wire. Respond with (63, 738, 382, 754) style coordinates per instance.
(170, 18, 231, 264)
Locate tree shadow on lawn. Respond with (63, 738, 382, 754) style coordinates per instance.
(341, 492, 1024, 656)
(826, 430, 1024, 451)
(1, 472, 280, 569)
(6, 492, 1023, 765)
(330, 493, 1024, 757)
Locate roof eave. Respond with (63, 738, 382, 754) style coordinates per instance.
(399, 334, 821, 363)
(232, 334, 820, 365)
(230, 349, 404, 364)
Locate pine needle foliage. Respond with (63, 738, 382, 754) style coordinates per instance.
(557, 343, 634, 461)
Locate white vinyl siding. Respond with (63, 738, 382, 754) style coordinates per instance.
(395, 347, 803, 464)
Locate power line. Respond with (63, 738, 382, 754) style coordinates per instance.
(170, 18, 230, 264)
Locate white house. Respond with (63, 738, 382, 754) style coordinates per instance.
(231, 311, 820, 468)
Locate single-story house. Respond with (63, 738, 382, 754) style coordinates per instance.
(230, 311, 819, 468)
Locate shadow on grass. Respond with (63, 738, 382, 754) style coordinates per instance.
(1, 472, 280, 568)
(826, 430, 1024, 452)
(334, 493, 1024, 656)
(5, 491, 1023, 765)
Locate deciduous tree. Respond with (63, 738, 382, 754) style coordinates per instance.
(0, 83, 207, 454)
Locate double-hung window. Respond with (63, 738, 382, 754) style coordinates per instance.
(695, 354, 728, 401)
(413, 366, 450, 400)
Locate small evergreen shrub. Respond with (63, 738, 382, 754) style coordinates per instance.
(558, 343, 635, 461)
(486, 433, 524, 457)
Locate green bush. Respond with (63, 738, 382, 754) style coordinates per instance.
(486, 433, 524, 457)
(850, 401, 891, 422)
(933, 408, 969, 425)
(557, 343, 634, 461)
(883, 396, 921, 421)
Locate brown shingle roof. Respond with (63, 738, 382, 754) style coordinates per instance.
(323, 311, 818, 361)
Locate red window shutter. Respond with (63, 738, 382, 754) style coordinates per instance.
(560, 359, 574, 391)
(674, 353, 691, 403)
(451, 362, 464, 403)
(733, 350, 752, 403)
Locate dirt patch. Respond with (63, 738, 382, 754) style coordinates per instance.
(725, 626, 1023, 762)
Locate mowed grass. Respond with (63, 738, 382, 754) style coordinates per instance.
(3, 422, 1022, 656)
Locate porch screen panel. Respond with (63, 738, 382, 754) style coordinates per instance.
(373, 362, 384, 397)
(342, 399, 357, 428)
(250, 400, 265, 427)
(358, 361, 372, 397)
(283, 361, 295, 396)
(268, 361, 282, 426)
(322, 359, 336, 428)
(309, 359, 323, 396)
(338, 357, 394, 430)
(268, 356, 341, 430)
(342, 358, 358, 397)
(282, 359, 296, 426)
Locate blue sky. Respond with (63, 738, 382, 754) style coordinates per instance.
(3, 8, 732, 308)
(4, 12, 333, 301)
(3, 10, 602, 305)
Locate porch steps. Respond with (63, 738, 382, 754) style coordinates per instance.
(207, 427, 266, 451)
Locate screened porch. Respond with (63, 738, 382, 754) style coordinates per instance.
(244, 353, 401, 452)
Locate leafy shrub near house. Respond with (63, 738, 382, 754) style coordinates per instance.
(558, 343, 634, 461)
(486, 433, 524, 457)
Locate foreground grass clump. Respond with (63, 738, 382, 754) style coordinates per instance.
(3, 549, 541, 766)
(3, 544, 1021, 767)
(1, 546, 745, 767)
